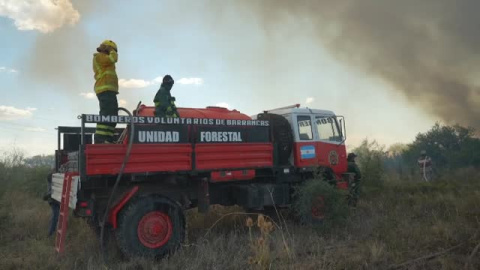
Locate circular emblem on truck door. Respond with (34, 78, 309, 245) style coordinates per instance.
(328, 150, 339, 165)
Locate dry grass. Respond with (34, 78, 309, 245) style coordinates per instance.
(1, 166, 479, 270)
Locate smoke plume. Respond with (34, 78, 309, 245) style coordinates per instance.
(237, 0, 480, 128)
(14, 0, 480, 129)
(0, 0, 80, 33)
(22, 1, 93, 103)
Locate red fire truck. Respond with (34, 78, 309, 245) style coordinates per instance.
(53, 104, 349, 258)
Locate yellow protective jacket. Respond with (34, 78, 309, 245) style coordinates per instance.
(93, 51, 118, 94)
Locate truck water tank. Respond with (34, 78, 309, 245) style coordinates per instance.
(136, 105, 252, 120)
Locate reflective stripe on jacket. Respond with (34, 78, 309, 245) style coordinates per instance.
(153, 83, 179, 117)
(95, 124, 115, 136)
(93, 51, 118, 94)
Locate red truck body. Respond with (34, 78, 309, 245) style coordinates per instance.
(54, 104, 350, 258)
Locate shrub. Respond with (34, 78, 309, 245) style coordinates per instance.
(352, 139, 386, 189)
(246, 214, 275, 269)
(293, 179, 349, 227)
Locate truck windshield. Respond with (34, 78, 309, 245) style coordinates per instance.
(315, 116, 342, 142)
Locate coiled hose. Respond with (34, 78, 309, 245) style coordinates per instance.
(99, 107, 135, 260)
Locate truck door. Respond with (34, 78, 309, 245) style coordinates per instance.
(293, 115, 319, 167)
(312, 115, 347, 177)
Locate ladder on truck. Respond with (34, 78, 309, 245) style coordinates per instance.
(55, 172, 78, 254)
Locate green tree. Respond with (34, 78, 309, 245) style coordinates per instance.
(24, 155, 54, 168)
(387, 143, 408, 157)
(403, 123, 480, 172)
(384, 143, 410, 179)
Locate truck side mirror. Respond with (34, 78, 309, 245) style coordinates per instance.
(337, 117, 347, 145)
(339, 119, 344, 136)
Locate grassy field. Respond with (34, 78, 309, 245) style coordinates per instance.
(1, 164, 479, 270)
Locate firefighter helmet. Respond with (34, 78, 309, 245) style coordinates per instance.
(347, 153, 357, 161)
(101, 40, 117, 52)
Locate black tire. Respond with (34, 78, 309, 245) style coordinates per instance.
(293, 180, 345, 226)
(291, 190, 327, 225)
(115, 195, 185, 259)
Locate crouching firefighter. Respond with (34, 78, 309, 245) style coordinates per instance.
(93, 40, 119, 143)
(154, 75, 179, 117)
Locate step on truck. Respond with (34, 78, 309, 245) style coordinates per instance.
(52, 104, 351, 258)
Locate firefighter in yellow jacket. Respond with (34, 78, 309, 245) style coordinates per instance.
(93, 40, 119, 143)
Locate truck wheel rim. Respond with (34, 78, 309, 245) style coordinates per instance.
(311, 195, 326, 220)
(137, 211, 173, 248)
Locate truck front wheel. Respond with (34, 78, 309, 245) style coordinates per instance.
(115, 195, 185, 258)
(310, 195, 326, 224)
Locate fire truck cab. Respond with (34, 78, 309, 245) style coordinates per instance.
(262, 105, 347, 180)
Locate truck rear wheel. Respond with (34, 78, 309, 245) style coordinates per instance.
(115, 195, 185, 258)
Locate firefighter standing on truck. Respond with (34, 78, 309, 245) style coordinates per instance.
(154, 75, 179, 117)
(93, 40, 119, 143)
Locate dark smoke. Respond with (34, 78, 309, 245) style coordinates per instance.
(238, 0, 480, 128)
(21, 0, 480, 129)
(24, 1, 93, 95)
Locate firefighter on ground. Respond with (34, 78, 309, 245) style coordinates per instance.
(347, 153, 362, 207)
(154, 75, 179, 117)
(93, 40, 119, 143)
(43, 168, 59, 237)
(417, 150, 433, 181)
